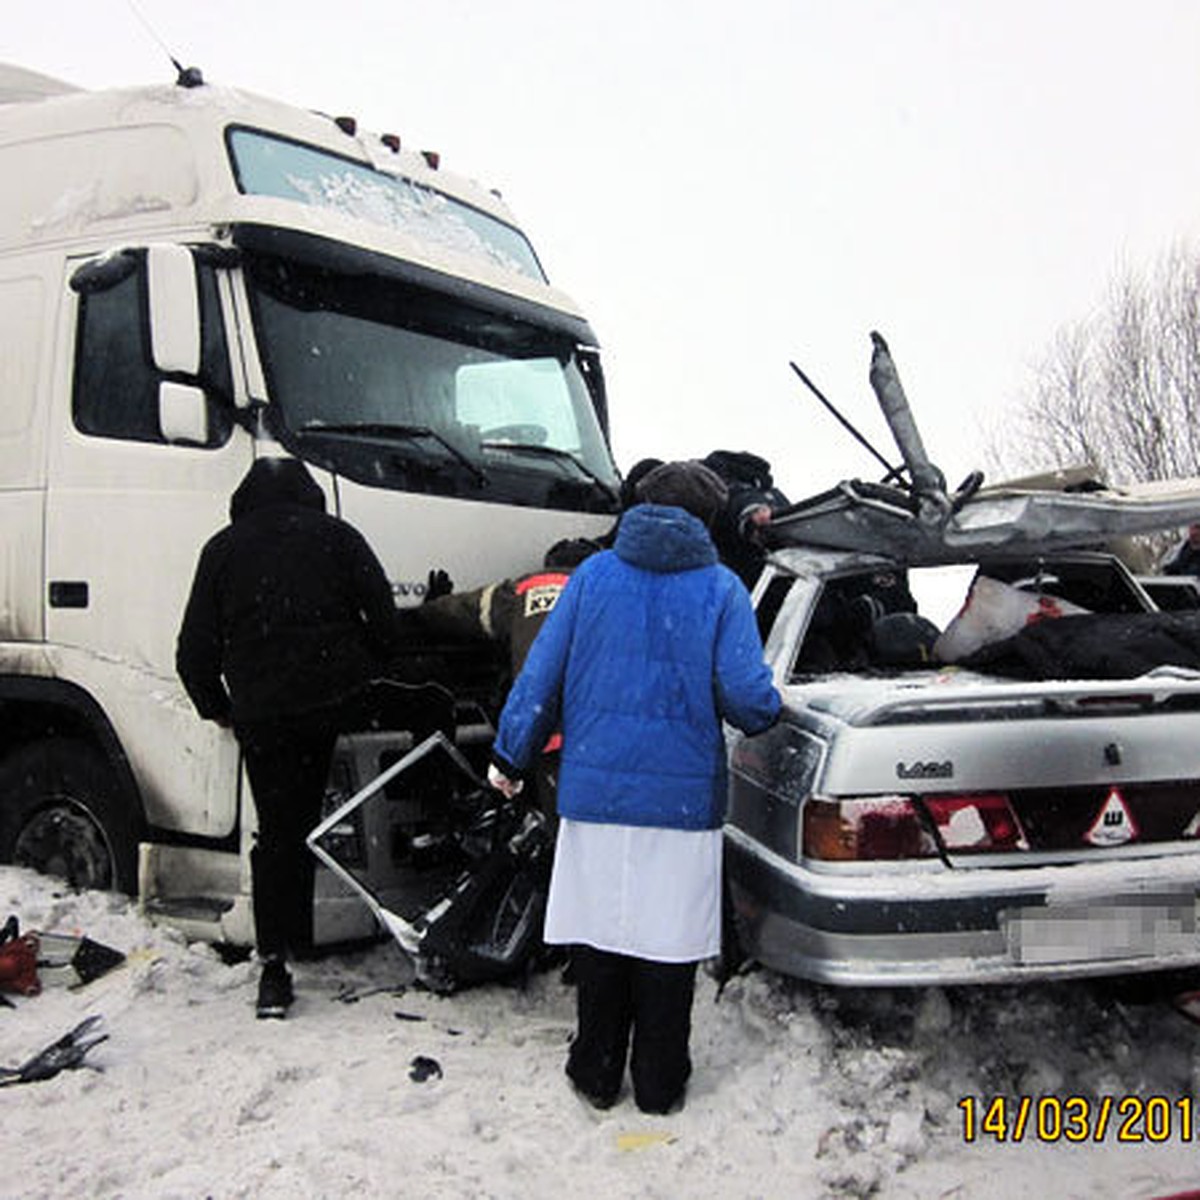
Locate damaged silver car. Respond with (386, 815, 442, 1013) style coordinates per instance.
(724, 334, 1200, 986)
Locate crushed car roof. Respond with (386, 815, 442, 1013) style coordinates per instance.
(770, 333, 1200, 567)
(767, 475, 1200, 566)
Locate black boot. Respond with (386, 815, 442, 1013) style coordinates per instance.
(256, 959, 294, 1019)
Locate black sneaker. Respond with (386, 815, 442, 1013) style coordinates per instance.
(256, 960, 294, 1019)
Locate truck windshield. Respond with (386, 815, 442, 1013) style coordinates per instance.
(242, 251, 620, 513)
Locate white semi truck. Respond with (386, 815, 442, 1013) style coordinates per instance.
(0, 63, 621, 946)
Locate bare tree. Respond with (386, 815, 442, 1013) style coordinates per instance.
(990, 245, 1200, 489)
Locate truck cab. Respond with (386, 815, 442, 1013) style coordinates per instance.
(0, 65, 620, 946)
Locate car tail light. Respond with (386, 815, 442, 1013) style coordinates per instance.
(802, 796, 938, 861)
(922, 793, 1028, 852)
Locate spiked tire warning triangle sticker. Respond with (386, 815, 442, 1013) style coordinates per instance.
(1084, 787, 1138, 847)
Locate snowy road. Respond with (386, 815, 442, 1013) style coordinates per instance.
(1, 867, 1198, 1199)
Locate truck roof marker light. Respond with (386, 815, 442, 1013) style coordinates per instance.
(923, 794, 1029, 852)
(335, 116, 357, 136)
(380, 134, 401, 153)
(421, 150, 441, 170)
(802, 796, 938, 862)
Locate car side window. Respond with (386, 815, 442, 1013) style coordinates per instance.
(755, 573, 795, 644)
(73, 261, 233, 447)
(792, 584, 858, 677)
(983, 558, 1144, 615)
(789, 569, 929, 678)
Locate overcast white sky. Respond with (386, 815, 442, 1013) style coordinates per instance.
(7, 1, 1200, 498)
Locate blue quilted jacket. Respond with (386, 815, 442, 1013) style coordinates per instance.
(492, 504, 780, 831)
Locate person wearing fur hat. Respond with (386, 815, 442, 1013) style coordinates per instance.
(488, 459, 780, 1114)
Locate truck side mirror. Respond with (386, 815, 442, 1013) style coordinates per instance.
(158, 382, 210, 446)
(146, 244, 200, 376)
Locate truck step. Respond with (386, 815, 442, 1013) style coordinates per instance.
(142, 895, 234, 922)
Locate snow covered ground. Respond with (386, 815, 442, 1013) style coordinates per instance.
(2, 865, 1199, 1200)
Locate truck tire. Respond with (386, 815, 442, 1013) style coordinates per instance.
(0, 738, 141, 894)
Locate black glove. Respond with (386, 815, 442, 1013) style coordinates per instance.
(424, 569, 453, 602)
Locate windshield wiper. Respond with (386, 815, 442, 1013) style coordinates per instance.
(297, 422, 487, 486)
(479, 441, 619, 506)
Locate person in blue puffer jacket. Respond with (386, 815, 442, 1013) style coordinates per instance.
(488, 459, 780, 1115)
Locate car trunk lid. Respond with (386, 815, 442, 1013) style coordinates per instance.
(806, 675, 1200, 862)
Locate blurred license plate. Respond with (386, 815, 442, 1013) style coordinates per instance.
(1002, 897, 1199, 965)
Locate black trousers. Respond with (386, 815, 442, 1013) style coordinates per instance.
(238, 682, 455, 961)
(239, 717, 338, 961)
(567, 945, 697, 1113)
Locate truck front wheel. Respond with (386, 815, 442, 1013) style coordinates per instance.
(0, 738, 141, 894)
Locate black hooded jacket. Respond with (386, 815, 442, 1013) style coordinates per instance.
(176, 458, 400, 727)
(701, 450, 790, 589)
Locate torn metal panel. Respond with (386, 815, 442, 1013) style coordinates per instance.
(306, 731, 482, 955)
(774, 332, 1200, 565)
(769, 477, 1200, 565)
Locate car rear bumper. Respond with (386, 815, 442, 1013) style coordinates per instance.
(724, 825, 1200, 986)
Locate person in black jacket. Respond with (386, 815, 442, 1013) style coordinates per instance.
(411, 536, 602, 831)
(1165, 523, 1200, 576)
(701, 450, 790, 590)
(177, 457, 406, 1018)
